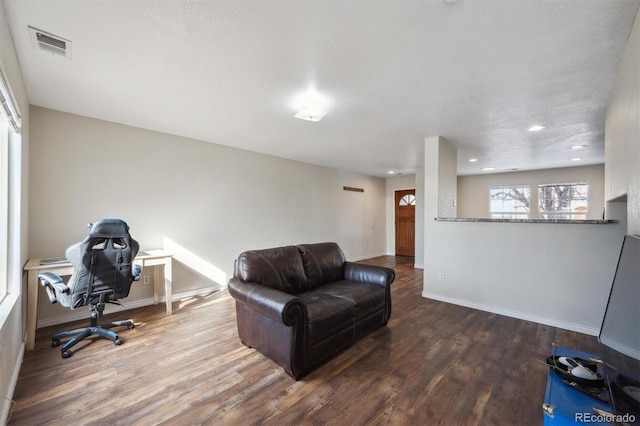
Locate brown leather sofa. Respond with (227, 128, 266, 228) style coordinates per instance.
(228, 242, 395, 380)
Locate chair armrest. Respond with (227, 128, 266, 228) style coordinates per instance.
(38, 272, 70, 303)
(344, 262, 395, 287)
(228, 278, 306, 326)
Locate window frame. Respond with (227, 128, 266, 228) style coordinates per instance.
(0, 119, 8, 301)
(489, 185, 531, 219)
(398, 194, 416, 206)
(538, 182, 589, 220)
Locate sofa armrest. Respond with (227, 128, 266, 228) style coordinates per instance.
(228, 278, 306, 326)
(344, 262, 395, 287)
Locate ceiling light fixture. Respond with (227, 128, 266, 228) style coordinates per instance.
(293, 87, 329, 122)
(528, 125, 545, 132)
(570, 145, 586, 150)
(482, 167, 496, 171)
(388, 171, 396, 175)
(571, 157, 582, 162)
(469, 158, 478, 163)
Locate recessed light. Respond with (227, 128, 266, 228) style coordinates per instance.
(388, 171, 396, 174)
(528, 125, 545, 132)
(469, 158, 478, 163)
(571, 157, 582, 162)
(570, 145, 586, 150)
(482, 167, 496, 171)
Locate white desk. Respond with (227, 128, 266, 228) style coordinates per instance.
(24, 249, 173, 350)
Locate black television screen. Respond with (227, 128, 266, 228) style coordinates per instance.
(598, 234, 640, 418)
(599, 234, 640, 361)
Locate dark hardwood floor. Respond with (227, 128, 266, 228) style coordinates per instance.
(9, 256, 601, 425)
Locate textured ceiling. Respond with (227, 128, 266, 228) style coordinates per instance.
(4, 0, 639, 177)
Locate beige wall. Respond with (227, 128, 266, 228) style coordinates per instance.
(29, 106, 387, 325)
(458, 164, 605, 220)
(605, 8, 639, 235)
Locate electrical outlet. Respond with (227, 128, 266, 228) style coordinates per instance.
(143, 275, 150, 284)
(439, 272, 445, 281)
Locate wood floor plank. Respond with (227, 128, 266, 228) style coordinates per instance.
(8, 255, 610, 425)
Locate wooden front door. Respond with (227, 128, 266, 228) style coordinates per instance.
(395, 189, 415, 256)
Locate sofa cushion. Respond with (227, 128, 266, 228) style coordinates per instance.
(235, 246, 308, 294)
(315, 280, 386, 318)
(297, 291, 354, 339)
(297, 242, 346, 291)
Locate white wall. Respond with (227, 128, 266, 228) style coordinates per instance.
(423, 139, 625, 335)
(605, 8, 640, 235)
(458, 164, 605, 220)
(422, 220, 624, 334)
(414, 168, 425, 268)
(0, 0, 30, 422)
(29, 107, 387, 324)
(438, 139, 457, 218)
(420, 10, 639, 333)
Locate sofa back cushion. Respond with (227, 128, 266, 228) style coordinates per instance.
(297, 242, 346, 291)
(235, 245, 308, 294)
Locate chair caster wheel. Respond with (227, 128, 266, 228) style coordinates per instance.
(61, 350, 72, 358)
(52, 339, 61, 348)
(128, 323, 135, 330)
(114, 338, 123, 346)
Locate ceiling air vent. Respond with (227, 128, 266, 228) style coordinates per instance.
(28, 26, 72, 59)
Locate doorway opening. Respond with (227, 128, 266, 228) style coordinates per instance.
(395, 189, 415, 257)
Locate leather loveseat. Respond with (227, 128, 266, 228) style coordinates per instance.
(228, 242, 395, 380)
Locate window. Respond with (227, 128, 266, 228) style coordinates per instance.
(490, 185, 530, 219)
(0, 64, 21, 302)
(399, 194, 416, 206)
(0, 119, 8, 302)
(538, 182, 588, 220)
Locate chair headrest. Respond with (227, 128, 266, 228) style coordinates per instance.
(87, 218, 131, 237)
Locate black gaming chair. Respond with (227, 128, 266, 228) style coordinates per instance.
(38, 218, 141, 358)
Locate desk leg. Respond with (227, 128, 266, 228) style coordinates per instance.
(153, 265, 160, 306)
(26, 270, 40, 350)
(164, 258, 173, 315)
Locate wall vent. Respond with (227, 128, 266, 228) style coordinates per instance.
(28, 26, 72, 59)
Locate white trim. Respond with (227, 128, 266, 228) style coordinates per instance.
(0, 121, 7, 302)
(422, 291, 600, 336)
(36, 286, 222, 328)
(1, 339, 23, 425)
(0, 64, 21, 132)
(0, 293, 18, 333)
(349, 252, 387, 262)
(600, 336, 640, 361)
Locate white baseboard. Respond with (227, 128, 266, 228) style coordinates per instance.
(36, 286, 222, 328)
(350, 252, 388, 262)
(600, 336, 640, 361)
(422, 291, 600, 336)
(1, 340, 24, 425)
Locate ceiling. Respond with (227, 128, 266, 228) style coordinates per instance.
(4, 0, 639, 177)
